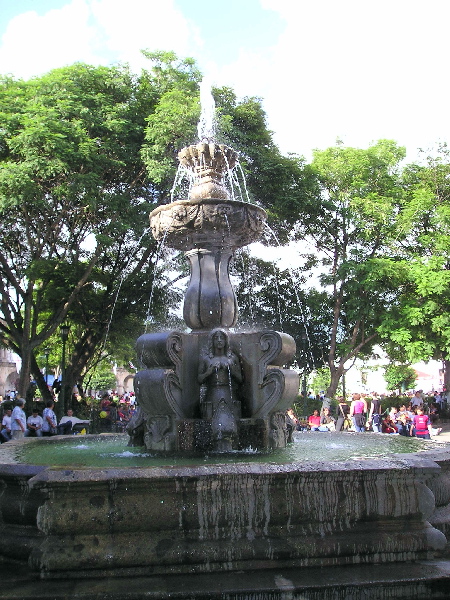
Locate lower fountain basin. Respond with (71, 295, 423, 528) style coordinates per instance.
(1, 434, 450, 581)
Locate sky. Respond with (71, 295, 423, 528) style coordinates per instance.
(0, 0, 449, 162)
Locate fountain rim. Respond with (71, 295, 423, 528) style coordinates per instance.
(149, 197, 267, 219)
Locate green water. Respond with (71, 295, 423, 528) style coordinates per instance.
(16, 432, 441, 468)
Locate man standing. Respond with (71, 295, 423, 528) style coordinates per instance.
(411, 390, 423, 410)
(11, 398, 26, 440)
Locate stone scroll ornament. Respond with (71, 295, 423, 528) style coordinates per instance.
(130, 141, 299, 453)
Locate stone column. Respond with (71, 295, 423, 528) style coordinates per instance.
(183, 248, 238, 329)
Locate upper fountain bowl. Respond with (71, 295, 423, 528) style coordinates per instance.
(150, 142, 267, 251)
(150, 198, 266, 251)
(178, 142, 237, 200)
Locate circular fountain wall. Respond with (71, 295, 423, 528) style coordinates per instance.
(1, 433, 450, 582)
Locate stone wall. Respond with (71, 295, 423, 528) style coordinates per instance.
(0, 442, 448, 579)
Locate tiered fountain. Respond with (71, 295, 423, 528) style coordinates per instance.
(1, 96, 450, 599)
(129, 140, 298, 455)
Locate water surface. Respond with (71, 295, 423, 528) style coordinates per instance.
(17, 431, 444, 468)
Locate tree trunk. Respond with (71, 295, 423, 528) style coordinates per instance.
(444, 360, 450, 394)
(327, 365, 344, 399)
(31, 358, 53, 404)
(17, 346, 31, 399)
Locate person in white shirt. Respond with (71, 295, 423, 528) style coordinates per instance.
(0, 408, 12, 442)
(58, 409, 90, 434)
(11, 398, 26, 440)
(42, 400, 58, 436)
(27, 409, 43, 437)
(411, 391, 423, 409)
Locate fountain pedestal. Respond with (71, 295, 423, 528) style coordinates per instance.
(132, 329, 298, 452)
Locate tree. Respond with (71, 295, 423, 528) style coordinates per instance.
(384, 364, 417, 392)
(0, 55, 199, 408)
(378, 144, 450, 390)
(298, 140, 408, 397)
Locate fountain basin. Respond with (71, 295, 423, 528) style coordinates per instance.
(149, 198, 266, 251)
(1, 435, 450, 581)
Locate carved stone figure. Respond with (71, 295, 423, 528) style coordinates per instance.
(198, 329, 243, 451)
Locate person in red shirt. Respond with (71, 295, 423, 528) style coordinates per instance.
(382, 416, 398, 434)
(411, 408, 432, 439)
(308, 410, 321, 431)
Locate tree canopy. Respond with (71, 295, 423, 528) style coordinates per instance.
(2, 50, 450, 402)
(0, 54, 200, 404)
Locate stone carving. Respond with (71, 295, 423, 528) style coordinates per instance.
(150, 198, 266, 251)
(143, 415, 173, 451)
(178, 142, 237, 200)
(198, 329, 243, 452)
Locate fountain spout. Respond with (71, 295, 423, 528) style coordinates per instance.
(178, 142, 237, 200)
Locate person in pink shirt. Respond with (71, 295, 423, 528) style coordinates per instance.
(350, 393, 367, 432)
(411, 408, 432, 439)
(308, 410, 321, 431)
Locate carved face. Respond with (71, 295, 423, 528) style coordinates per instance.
(173, 206, 187, 222)
(212, 331, 227, 351)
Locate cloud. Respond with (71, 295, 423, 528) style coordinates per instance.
(89, 0, 202, 72)
(217, 0, 450, 159)
(0, 0, 202, 79)
(0, 1, 102, 79)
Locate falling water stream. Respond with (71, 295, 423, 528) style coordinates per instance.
(262, 223, 316, 367)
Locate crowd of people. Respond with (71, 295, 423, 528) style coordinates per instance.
(286, 390, 445, 439)
(0, 392, 136, 443)
(0, 398, 91, 442)
(1, 388, 446, 444)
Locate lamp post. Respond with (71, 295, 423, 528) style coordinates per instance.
(44, 347, 50, 386)
(59, 324, 70, 419)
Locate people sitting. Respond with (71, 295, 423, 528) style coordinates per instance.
(117, 403, 130, 431)
(286, 408, 299, 441)
(382, 415, 398, 434)
(0, 408, 12, 442)
(26, 408, 43, 437)
(319, 407, 336, 431)
(411, 407, 432, 439)
(41, 400, 58, 436)
(396, 412, 412, 437)
(58, 409, 90, 435)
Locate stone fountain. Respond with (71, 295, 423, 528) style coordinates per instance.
(129, 141, 298, 454)
(1, 134, 450, 598)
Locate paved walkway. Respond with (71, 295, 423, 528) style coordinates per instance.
(432, 418, 450, 442)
